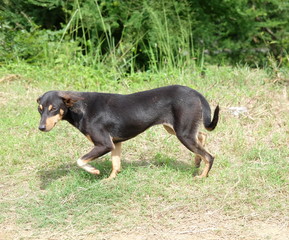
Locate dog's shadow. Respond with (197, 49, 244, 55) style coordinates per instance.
(38, 154, 199, 190)
(38, 164, 75, 190)
(38, 162, 110, 189)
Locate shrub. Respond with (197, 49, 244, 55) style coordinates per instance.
(1, 0, 289, 69)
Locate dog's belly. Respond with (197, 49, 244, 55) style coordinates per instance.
(110, 118, 171, 142)
(112, 122, 154, 140)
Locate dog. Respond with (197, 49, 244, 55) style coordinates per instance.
(37, 85, 219, 179)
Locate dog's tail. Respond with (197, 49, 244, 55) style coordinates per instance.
(205, 105, 220, 131)
(200, 95, 220, 131)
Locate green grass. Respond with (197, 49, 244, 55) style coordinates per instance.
(0, 62, 288, 238)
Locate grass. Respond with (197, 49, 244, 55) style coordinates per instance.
(0, 62, 288, 239)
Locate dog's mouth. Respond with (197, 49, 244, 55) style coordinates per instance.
(38, 108, 65, 132)
(39, 123, 56, 132)
(39, 124, 55, 132)
(39, 125, 47, 132)
(39, 114, 62, 132)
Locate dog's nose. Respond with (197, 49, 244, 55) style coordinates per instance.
(38, 125, 46, 131)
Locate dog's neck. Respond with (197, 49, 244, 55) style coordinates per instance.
(63, 103, 85, 131)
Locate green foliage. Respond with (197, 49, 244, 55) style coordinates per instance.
(1, 0, 289, 70)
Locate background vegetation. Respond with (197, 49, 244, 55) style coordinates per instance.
(1, 0, 289, 72)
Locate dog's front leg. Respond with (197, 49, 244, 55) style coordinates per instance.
(107, 142, 122, 180)
(77, 144, 113, 175)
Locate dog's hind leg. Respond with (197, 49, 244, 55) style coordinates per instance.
(107, 142, 122, 180)
(177, 134, 214, 178)
(194, 132, 207, 168)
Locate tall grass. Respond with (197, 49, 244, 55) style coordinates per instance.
(4, 0, 288, 75)
(33, 0, 204, 75)
(144, 2, 197, 71)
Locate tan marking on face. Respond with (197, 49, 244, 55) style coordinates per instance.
(39, 105, 43, 110)
(48, 105, 53, 111)
(45, 113, 63, 131)
(59, 109, 64, 116)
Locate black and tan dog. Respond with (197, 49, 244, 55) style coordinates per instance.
(37, 85, 219, 179)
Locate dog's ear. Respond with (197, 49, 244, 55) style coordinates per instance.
(37, 96, 42, 104)
(58, 92, 83, 107)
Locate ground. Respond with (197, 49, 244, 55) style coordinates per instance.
(1, 212, 289, 240)
(0, 67, 288, 240)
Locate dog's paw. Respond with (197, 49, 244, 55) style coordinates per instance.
(91, 169, 100, 175)
(194, 175, 207, 179)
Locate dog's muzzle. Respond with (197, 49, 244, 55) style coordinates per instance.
(38, 124, 47, 131)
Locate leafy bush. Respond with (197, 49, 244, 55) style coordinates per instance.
(1, 0, 289, 70)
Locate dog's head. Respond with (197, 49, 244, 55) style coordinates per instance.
(37, 91, 82, 132)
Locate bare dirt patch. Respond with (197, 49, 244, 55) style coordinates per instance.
(1, 210, 288, 240)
